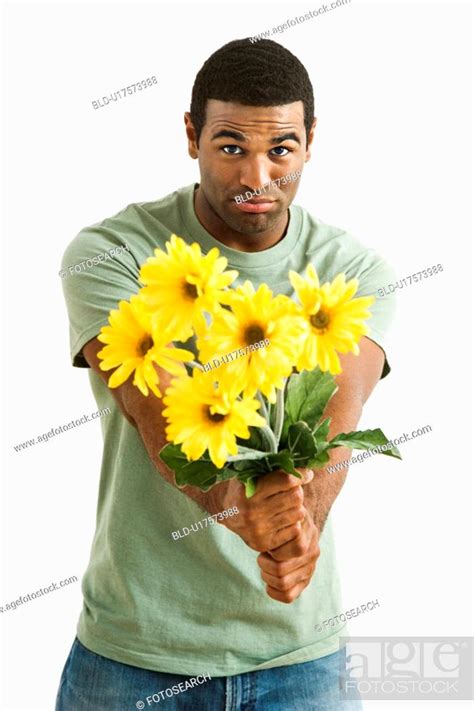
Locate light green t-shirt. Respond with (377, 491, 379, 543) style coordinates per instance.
(61, 183, 396, 676)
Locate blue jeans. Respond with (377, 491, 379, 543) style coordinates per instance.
(56, 636, 362, 710)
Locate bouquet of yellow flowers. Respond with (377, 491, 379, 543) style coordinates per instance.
(97, 235, 400, 496)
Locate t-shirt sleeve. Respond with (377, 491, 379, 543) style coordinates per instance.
(352, 248, 397, 379)
(61, 225, 141, 367)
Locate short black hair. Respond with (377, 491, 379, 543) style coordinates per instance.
(190, 39, 315, 147)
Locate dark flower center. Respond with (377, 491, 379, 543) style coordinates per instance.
(204, 406, 227, 423)
(243, 324, 265, 345)
(310, 309, 330, 331)
(183, 281, 199, 299)
(137, 335, 154, 356)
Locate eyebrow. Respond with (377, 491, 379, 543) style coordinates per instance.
(270, 132, 301, 146)
(211, 129, 301, 145)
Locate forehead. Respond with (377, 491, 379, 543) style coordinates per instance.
(202, 99, 305, 137)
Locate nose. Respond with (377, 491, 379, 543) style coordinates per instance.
(239, 158, 272, 193)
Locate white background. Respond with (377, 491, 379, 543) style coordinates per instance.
(1, 1, 472, 709)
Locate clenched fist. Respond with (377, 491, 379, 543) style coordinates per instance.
(257, 510, 320, 603)
(218, 468, 314, 553)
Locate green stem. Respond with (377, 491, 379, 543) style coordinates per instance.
(273, 379, 287, 447)
(256, 391, 268, 421)
(263, 456, 273, 472)
(260, 425, 278, 454)
(267, 401, 274, 429)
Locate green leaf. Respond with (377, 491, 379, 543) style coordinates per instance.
(243, 477, 257, 498)
(307, 449, 331, 467)
(227, 445, 272, 462)
(266, 450, 301, 477)
(328, 428, 402, 460)
(235, 471, 261, 498)
(159, 442, 190, 472)
(234, 452, 276, 476)
(214, 466, 241, 481)
(159, 443, 232, 490)
(232, 458, 268, 473)
(237, 426, 265, 451)
(175, 466, 218, 490)
(287, 421, 318, 462)
(284, 369, 338, 432)
(312, 417, 331, 441)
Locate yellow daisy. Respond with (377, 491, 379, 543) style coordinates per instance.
(197, 281, 308, 403)
(162, 369, 266, 469)
(97, 295, 194, 397)
(289, 264, 375, 374)
(138, 234, 238, 341)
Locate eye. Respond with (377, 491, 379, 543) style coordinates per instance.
(222, 145, 244, 155)
(270, 146, 290, 156)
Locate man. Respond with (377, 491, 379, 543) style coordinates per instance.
(56, 39, 395, 710)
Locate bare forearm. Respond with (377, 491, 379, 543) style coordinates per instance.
(84, 335, 381, 528)
(303, 339, 384, 531)
(83, 337, 227, 515)
(129, 396, 228, 515)
(303, 395, 363, 532)
(152, 445, 228, 516)
(136, 383, 360, 526)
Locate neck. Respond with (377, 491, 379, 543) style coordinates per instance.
(193, 185, 289, 253)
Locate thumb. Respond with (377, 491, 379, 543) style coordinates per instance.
(299, 468, 314, 485)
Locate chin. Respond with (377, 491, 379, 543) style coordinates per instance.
(233, 219, 273, 236)
(223, 209, 282, 236)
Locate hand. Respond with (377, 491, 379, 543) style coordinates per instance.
(257, 510, 320, 603)
(217, 468, 314, 553)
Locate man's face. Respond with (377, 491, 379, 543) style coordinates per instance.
(185, 100, 315, 237)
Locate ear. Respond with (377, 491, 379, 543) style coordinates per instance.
(305, 117, 318, 162)
(184, 112, 199, 159)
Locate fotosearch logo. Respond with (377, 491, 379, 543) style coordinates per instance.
(340, 637, 473, 701)
(135, 673, 211, 707)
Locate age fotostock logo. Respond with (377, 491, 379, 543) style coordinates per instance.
(340, 637, 473, 701)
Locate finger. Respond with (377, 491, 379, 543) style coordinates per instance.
(265, 487, 305, 518)
(269, 529, 312, 562)
(248, 507, 306, 551)
(267, 505, 306, 532)
(257, 545, 316, 576)
(260, 562, 315, 592)
(263, 521, 304, 552)
(231, 490, 303, 536)
(268, 511, 319, 562)
(295, 467, 316, 487)
(265, 579, 311, 604)
(254, 468, 313, 500)
(257, 551, 299, 576)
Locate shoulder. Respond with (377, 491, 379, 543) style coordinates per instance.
(298, 209, 396, 294)
(61, 186, 186, 272)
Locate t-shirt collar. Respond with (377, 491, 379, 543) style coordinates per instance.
(178, 183, 302, 269)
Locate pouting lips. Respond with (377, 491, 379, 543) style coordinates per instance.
(232, 198, 276, 214)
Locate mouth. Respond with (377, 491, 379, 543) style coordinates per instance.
(232, 198, 276, 214)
